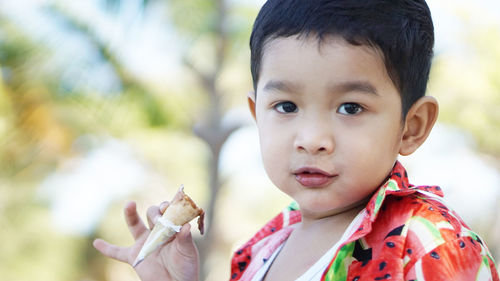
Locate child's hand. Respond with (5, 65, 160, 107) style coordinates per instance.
(93, 201, 200, 281)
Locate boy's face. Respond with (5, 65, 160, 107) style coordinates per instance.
(249, 35, 406, 219)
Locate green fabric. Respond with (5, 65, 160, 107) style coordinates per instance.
(323, 242, 355, 281)
(287, 201, 299, 211)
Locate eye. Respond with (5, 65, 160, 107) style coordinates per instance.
(274, 101, 298, 113)
(338, 103, 363, 115)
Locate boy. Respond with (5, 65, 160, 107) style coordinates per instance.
(93, 0, 499, 280)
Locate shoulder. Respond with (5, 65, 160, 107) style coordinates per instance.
(368, 189, 499, 280)
(229, 203, 301, 280)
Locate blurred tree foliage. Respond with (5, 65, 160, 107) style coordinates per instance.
(0, 17, 97, 281)
(429, 22, 500, 157)
(1, 0, 257, 280)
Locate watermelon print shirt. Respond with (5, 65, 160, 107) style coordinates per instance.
(230, 161, 499, 281)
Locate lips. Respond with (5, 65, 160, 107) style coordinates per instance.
(293, 167, 337, 187)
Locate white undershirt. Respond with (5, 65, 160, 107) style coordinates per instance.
(251, 209, 366, 281)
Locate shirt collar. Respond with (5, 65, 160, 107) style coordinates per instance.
(367, 161, 443, 220)
(287, 161, 444, 222)
(350, 160, 444, 240)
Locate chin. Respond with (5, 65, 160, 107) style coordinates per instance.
(300, 200, 342, 214)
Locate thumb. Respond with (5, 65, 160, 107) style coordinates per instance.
(175, 224, 198, 256)
(177, 224, 193, 245)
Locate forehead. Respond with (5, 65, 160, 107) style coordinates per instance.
(258, 35, 396, 96)
(261, 35, 384, 71)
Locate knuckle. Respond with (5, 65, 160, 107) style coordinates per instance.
(146, 206, 160, 225)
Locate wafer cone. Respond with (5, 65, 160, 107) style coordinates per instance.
(133, 185, 204, 267)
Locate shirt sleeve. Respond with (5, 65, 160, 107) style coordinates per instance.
(404, 237, 499, 281)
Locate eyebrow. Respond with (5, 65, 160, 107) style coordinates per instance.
(262, 80, 379, 96)
(330, 81, 379, 96)
(263, 80, 301, 94)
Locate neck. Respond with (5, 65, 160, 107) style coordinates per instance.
(285, 202, 365, 261)
(300, 196, 368, 224)
(297, 201, 366, 234)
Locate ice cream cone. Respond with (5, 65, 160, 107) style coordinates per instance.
(132, 185, 204, 267)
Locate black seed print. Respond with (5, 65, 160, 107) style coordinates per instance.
(386, 241, 395, 248)
(353, 277, 360, 281)
(236, 250, 243, 255)
(270, 227, 276, 232)
(428, 207, 434, 211)
(385, 224, 405, 238)
(263, 258, 268, 263)
(232, 273, 238, 279)
(379, 261, 387, 271)
(407, 248, 413, 255)
(374, 274, 391, 280)
(430, 251, 440, 259)
(238, 261, 247, 271)
(460, 241, 466, 248)
(477, 236, 483, 245)
(353, 240, 372, 262)
(435, 186, 441, 191)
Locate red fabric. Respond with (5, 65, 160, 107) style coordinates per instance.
(230, 162, 499, 281)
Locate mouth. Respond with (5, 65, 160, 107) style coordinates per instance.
(293, 167, 337, 187)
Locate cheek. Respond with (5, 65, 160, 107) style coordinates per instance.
(258, 125, 291, 180)
(260, 131, 283, 161)
(337, 124, 400, 170)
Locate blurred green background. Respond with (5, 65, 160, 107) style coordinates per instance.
(0, 0, 499, 280)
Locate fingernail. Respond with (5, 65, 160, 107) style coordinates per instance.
(160, 201, 169, 211)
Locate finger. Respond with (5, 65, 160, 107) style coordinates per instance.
(124, 201, 148, 240)
(178, 223, 192, 240)
(174, 224, 198, 258)
(177, 224, 195, 248)
(146, 205, 162, 229)
(159, 201, 170, 213)
(156, 220, 188, 246)
(93, 239, 130, 264)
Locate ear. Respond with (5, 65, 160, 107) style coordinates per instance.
(247, 91, 257, 121)
(399, 96, 439, 156)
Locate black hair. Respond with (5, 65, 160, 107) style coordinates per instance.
(250, 0, 434, 117)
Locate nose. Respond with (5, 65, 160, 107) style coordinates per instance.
(294, 121, 335, 155)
